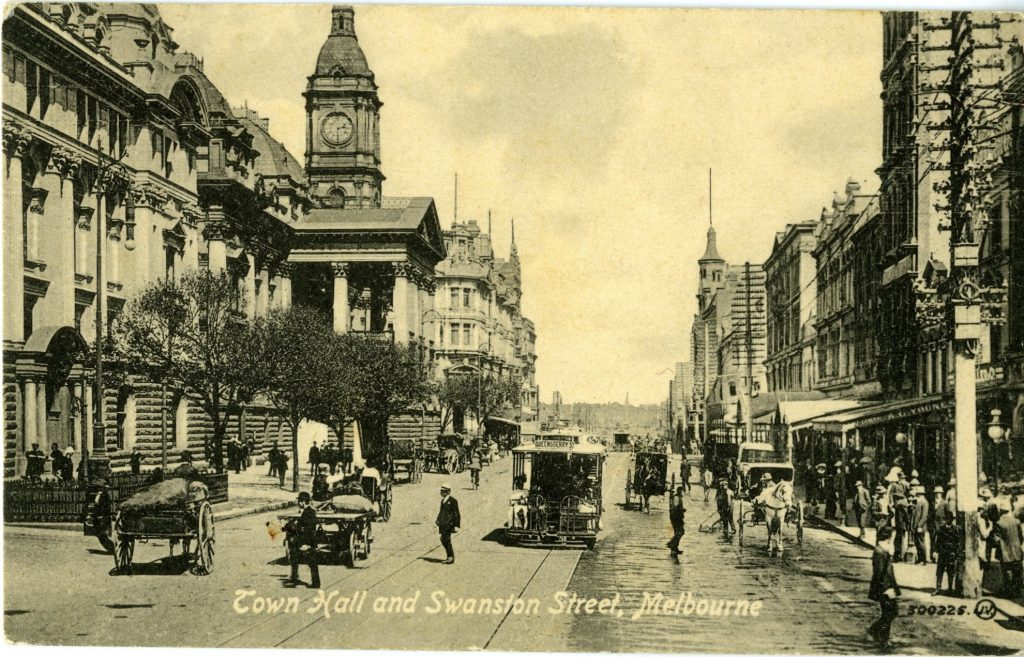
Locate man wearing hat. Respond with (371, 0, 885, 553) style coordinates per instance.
(285, 491, 320, 588)
(868, 525, 901, 651)
(87, 476, 115, 554)
(912, 486, 930, 564)
(24, 442, 45, 481)
(666, 485, 686, 556)
(716, 478, 735, 538)
(871, 485, 891, 530)
(995, 496, 1024, 600)
(436, 483, 461, 564)
(812, 463, 827, 515)
(853, 480, 871, 539)
(888, 471, 909, 561)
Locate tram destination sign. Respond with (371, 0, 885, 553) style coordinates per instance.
(535, 438, 575, 449)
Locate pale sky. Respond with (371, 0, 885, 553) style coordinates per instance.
(160, 3, 882, 405)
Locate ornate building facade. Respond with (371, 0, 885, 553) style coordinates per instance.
(432, 218, 540, 428)
(764, 220, 817, 393)
(2, 3, 308, 477)
(1, 4, 468, 477)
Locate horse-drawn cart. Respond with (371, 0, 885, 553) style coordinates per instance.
(624, 447, 675, 511)
(111, 478, 215, 576)
(424, 433, 467, 474)
(279, 506, 374, 568)
(734, 443, 804, 554)
(390, 439, 423, 483)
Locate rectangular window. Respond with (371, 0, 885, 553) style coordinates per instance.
(165, 247, 176, 281)
(462, 324, 471, 347)
(450, 288, 459, 309)
(463, 288, 471, 309)
(87, 96, 97, 145)
(76, 91, 87, 141)
(450, 323, 460, 346)
(23, 294, 37, 340)
(25, 60, 37, 114)
(208, 139, 224, 170)
(38, 67, 50, 118)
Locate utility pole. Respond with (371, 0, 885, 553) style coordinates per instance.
(744, 262, 754, 444)
(917, 11, 1014, 598)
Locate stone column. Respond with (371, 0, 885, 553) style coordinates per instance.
(278, 262, 293, 309)
(204, 212, 228, 273)
(3, 124, 30, 342)
(22, 378, 37, 457)
(38, 147, 80, 326)
(256, 267, 270, 317)
(392, 262, 411, 343)
(244, 253, 257, 317)
(35, 377, 48, 449)
(332, 262, 350, 333)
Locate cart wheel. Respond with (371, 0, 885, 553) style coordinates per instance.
(358, 522, 372, 560)
(345, 529, 357, 568)
(195, 501, 215, 575)
(115, 535, 135, 576)
(796, 502, 804, 545)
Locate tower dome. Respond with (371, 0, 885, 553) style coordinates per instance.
(699, 226, 723, 262)
(314, 5, 372, 78)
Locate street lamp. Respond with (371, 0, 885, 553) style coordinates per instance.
(987, 409, 1008, 490)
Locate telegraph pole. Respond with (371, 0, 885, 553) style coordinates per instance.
(744, 262, 754, 443)
(918, 11, 1014, 598)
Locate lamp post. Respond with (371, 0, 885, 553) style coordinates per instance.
(987, 409, 1008, 491)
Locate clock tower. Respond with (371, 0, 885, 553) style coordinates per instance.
(304, 5, 384, 209)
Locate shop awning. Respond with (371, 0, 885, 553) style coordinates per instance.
(811, 394, 950, 434)
(486, 416, 520, 428)
(782, 399, 874, 431)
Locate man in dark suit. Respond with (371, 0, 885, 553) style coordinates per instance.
(436, 482, 461, 564)
(666, 485, 686, 556)
(868, 525, 901, 651)
(130, 446, 143, 475)
(286, 491, 321, 588)
(995, 500, 1024, 600)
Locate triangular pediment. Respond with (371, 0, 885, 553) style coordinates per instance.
(417, 199, 447, 260)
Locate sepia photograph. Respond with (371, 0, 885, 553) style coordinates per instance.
(2, 2, 1024, 654)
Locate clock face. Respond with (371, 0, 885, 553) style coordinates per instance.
(321, 113, 354, 146)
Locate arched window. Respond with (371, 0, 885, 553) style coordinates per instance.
(116, 385, 136, 450)
(174, 394, 189, 450)
(326, 188, 346, 208)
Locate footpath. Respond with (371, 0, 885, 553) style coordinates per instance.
(5, 466, 307, 533)
(801, 497, 1024, 648)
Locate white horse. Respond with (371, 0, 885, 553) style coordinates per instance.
(754, 479, 793, 556)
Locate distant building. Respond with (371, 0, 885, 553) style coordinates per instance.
(764, 220, 818, 393)
(688, 224, 727, 440)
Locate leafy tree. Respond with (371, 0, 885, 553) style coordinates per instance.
(433, 374, 479, 433)
(445, 372, 522, 437)
(337, 335, 429, 467)
(263, 306, 334, 491)
(110, 270, 270, 473)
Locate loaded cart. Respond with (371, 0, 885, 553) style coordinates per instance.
(111, 478, 215, 576)
(278, 490, 375, 568)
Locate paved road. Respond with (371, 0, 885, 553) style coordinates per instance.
(5, 452, 1023, 653)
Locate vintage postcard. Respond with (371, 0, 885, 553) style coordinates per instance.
(3, 2, 1024, 654)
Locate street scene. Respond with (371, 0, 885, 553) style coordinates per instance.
(3, 3, 1024, 655)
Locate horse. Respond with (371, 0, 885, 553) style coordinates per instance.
(754, 479, 794, 556)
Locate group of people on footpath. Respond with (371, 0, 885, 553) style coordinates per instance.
(23, 442, 77, 481)
(306, 441, 354, 478)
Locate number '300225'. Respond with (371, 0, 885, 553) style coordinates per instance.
(906, 604, 967, 616)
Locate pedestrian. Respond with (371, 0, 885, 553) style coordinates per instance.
(323, 444, 336, 476)
(226, 439, 237, 473)
(852, 480, 870, 538)
(277, 451, 289, 488)
(50, 442, 62, 477)
(268, 441, 280, 478)
(24, 442, 45, 481)
(928, 485, 944, 562)
(868, 525, 901, 651)
(933, 514, 959, 595)
(469, 450, 481, 490)
(285, 491, 321, 589)
(995, 498, 1024, 600)
(702, 467, 713, 503)
(680, 460, 691, 493)
(886, 468, 907, 561)
(312, 464, 331, 502)
(60, 446, 74, 481)
(130, 446, 142, 476)
(240, 438, 250, 472)
(912, 485, 929, 565)
(88, 476, 115, 554)
(716, 477, 735, 538)
(308, 441, 321, 477)
(666, 485, 686, 556)
(436, 482, 461, 565)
